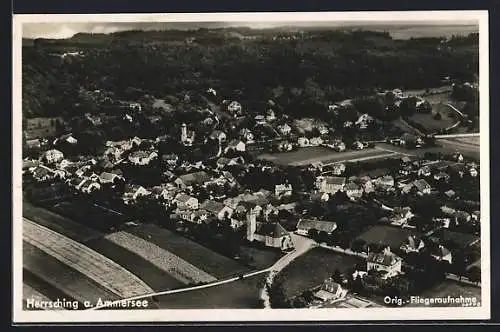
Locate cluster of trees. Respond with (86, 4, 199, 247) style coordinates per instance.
(23, 30, 478, 122)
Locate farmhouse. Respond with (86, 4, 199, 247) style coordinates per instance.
(175, 171, 212, 189)
(201, 200, 233, 220)
(400, 235, 425, 253)
(278, 123, 292, 135)
(174, 193, 199, 210)
(42, 149, 64, 164)
(226, 140, 246, 152)
(177, 208, 209, 224)
(314, 278, 346, 302)
(390, 207, 414, 226)
(316, 176, 346, 194)
(430, 245, 453, 264)
(366, 247, 402, 279)
(246, 211, 294, 251)
(122, 185, 151, 204)
(99, 171, 122, 185)
(275, 184, 293, 197)
(374, 175, 395, 190)
(345, 182, 363, 199)
(413, 179, 432, 195)
(128, 150, 158, 166)
(296, 219, 337, 236)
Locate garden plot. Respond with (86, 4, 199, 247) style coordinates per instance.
(23, 219, 153, 298)
(105, 231, 217, 285)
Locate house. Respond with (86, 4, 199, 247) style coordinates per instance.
(452, 152, 464, 163)
(344, 182, 363, 199)
(357, 176, 374, 193)
(316, 176, 346, 194)
(329, 163, 346, 176)
(317, 125, 329, 136)
(444, 189, 456, 198)
(314, 278, 345, 302)
(210, 130, 227, 142)
(53, 133, 78, 145)
(441, 205, 456, 216)
(278, 123, 292, 136)
(227, 101, 242, 115)
(200, 200, 233, 220)
(99, 172, 122, 185)
(332, 141, 346, 152)
(355, 114, 374, 129)
(25, 138, 41, 149)
(430, 245, 453, 264)
(413, 179, 431, 195)
(32, 165, 56, 182)
(400, 235, 425, 253)
(239, 128, 254, 142)
(275, 184, 293, 197)
(162, 154, 179, 167)
(266, 109, 276, 122)
(418, 166, 431, 177)
(128, 150, 158, 166)
(352, 141, 364, 150)
(42, 149, 64, 164)
(298, 137, 310, 147)
(78, 178, 101, 194)
(175, 171, 212, 189)
(310, 137, 324, 146)
(374, 175, 395, 190)
(174, 193, 199, 210)
(296, 219, 337, 236)
(390, 207, 414, 226)
(246, 211, 294, 251)
(455, 210, 472, 224)
(366, 247, 402, 279)
(226, 140, 246, 152)
(122, 185, 151, 204)
(434, 172, 450, 181)
(310, 192, 330, 202)
(178, 208, 209, 224)
(469, 167, 478, 177)
(471, 210, 480, 222)
(254, 115, 266, 125)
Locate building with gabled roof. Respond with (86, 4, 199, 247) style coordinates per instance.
(296, 219, 337, 236)
(367, 247, 402, 279)
(246, 208, 294, 251)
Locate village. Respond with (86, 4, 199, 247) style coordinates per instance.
(22, 81, 481, 309)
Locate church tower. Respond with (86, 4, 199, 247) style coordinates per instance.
(181, 123, 187, 143)
(246, 210, 257, 242)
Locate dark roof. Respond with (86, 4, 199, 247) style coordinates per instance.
(201, 200, 226, 214)
(297, 219, 337, 233)
(344, 182, 361, 191)
(367, 251, 400, 266)
(178, 171, 212, 186)
(255, 222, 289, 238)
(325, 176, 346, 186)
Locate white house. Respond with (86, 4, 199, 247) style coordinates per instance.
(42, 149, 64, 164)
(278, 123, 292, 136)
(400, 235, 425, 253)
(174, 193, 199, 210)
(201, 200, 233, 220)
(128, 150, 158, 166)
(316, 176, 346, 194)
(122, 185, 151, 204)
(314, 278, 346, 302)
(298, 137, 310, 147)
(296, 219, 337, 236)
(366, 247, 402, 279)
(275, 184, 293, 197)
(344, 182, 363, 199)
(430, 245, 453, 264)
(226, 140, 246, 152)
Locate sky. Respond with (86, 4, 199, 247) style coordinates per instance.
(22, 21, 479, 40)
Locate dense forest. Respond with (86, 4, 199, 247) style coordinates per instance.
(22, 28, 479, 120)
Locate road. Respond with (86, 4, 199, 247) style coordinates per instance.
(260, 234, 317, 308)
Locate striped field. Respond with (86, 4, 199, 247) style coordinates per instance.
(105, 231, 217, 284)
(24, 219, 154, 298)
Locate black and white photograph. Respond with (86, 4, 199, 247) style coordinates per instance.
(12, 11, 490, 322)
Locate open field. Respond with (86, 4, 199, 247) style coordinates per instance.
(409, 104, 458, 132)
(85, 237, 184, 291)
(437, 138, 480, 160)
(410, 280, 481, 307)
(128, 224, 250, 279)
(24, 219, 154, 298)
(280, 248, 362, 299)
(258, 147, 400, 167)
(106, 231, 217, 284)
(23, 241, 119, 305)
(23, 201, 103, 243)
(356, 225, 417, 250)
(375, 142, 480, 160)
(156, 274, 265, 309)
